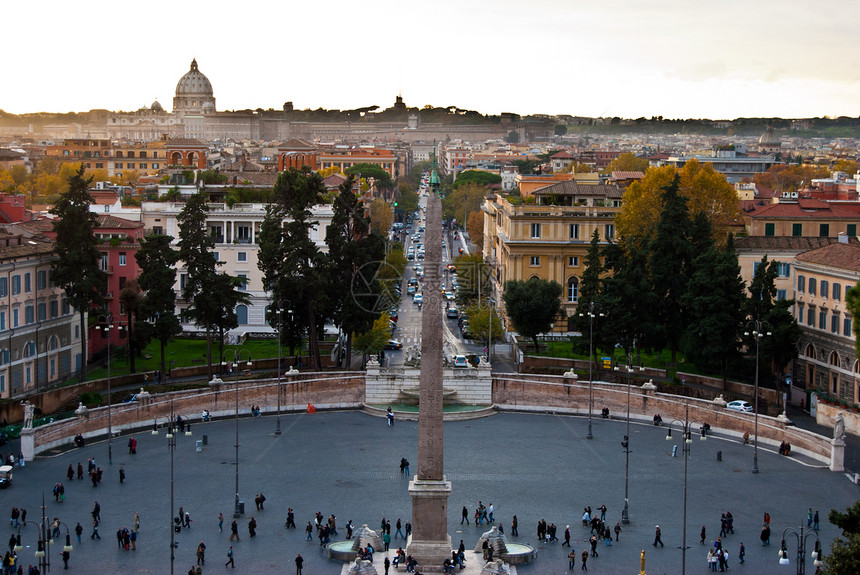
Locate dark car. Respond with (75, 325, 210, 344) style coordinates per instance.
(384, 340, 403, 350)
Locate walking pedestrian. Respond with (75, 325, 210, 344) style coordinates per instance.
(511, 515, 518, 536)
(218, 513, 223, 532)
(807, 508, 814, 528)
(74, 523, 83, 544)
(739, 541, 745, 564)
(119, 467, 125, 484)
(653, 525, 664, 547)
(813, 510, 820, 531)
(614, 522, 622, 541)
(701, 525, 707, 544)
(384, 556, 390, 575)
(130, 529, 136, 550)
(404, 520, 412, 539)
(563, 525, 571, 547)
(461, 506, 469, 525)
(590, 535, 598, 557)
(306, 522, 313, 541)
(387, 406, 394, 426)
(134, 512, 140, 533)
(488, 503, 495, 523)
(581, 550, 588, 571)
(395, 519, 404, 539)
(248, 517, 257, 538)
(568, 548, 576, 569)
(229, 520, 239, 541)
(91, 518, 101, 540)
(92, 501, 101, 522)
(225, 546, 234, 568)
(295, 553, 304, 575)
(196, 542, 206, 566)
(599, 505, 606, 522)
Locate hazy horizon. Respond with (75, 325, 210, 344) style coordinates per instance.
(4, 0, 859, 119)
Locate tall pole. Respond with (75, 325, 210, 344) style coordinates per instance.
(169, 406, 176, 575)
(745, 319, 770, 474)
(98, 315, 114, 465)
(234, 376, 241, 517)
(580, 302, 602, 440)
(275, 305, 282, 436)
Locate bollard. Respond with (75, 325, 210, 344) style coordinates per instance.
(238, 501, 245, 515)
(717, 451, 722, 462)
(202, 434, 208, 445)
(195, 440, 203, 453)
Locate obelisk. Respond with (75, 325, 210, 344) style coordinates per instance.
(405, 167, 451, 573)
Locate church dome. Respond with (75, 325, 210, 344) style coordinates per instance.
(759, 126, 780, 146)
(151, 100, 164, 112)
(175, 59, 213, 97)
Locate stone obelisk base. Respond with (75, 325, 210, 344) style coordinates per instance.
(406, 476, 452, 574)
(20, 428, 35, 462)
(831, 438, 845, 472)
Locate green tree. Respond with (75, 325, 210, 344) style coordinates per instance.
(824, 500, 860, 575)
(396, 183, 420, 214)
(118, 279, 143, 374)
(369, 197, 393, 235)
(505, 130, 521, 144)
(259, 167, 328, 369)
(606, 152, 649, 174)
(554, 124, 568, 136)
(453, 253, 490, 308)
(847, 286, 860, 357)
(50, 165, 106, 381)
(325, 176, 386, 367)
(136, 234, 182, 381)
(345, 163, 393, 191)
(649, 174, 693, 365)
(465, 304, 504, 346)
(601, 239, 660, 353)
(177, 193, 218, 378)
(442, 182, 487, 228)
(197, 272, 251, 368)
(452, 170, 502, 190)
(682, 231, 746, 383)
(466, 211, 484, 251)
(503, 277, 562, 352)
(352, 313, 391, 367)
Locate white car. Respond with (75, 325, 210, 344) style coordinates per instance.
(726, 400, 753, 413)
(413, 294, 423, 305)
(452, 355, 468, 368)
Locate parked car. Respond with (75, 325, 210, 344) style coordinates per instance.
(384, 339, 403, 350)
(446, 307, 459, 318)
(407, 285, 417, 295)
(413, 294, 424, 305)
(452, 355, 468, 368)
(726, 400, 753, 413)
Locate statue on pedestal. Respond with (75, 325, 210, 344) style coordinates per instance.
(21, 401, 35, 429)
(834, 411, 846, 442)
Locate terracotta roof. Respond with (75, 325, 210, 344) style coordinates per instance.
(95, 215, 144, 230)
(0, 149, 26, 161)
(165, 138, 208, 148)
(795, 241, 860, 272)
(323, 173, 348, 188)
(532, 180, 623, 198)
(550, 151, 576, 159)
(734, 236, 842, 251)
(746, 201, 860, 219)
(610, 171, 645, 180)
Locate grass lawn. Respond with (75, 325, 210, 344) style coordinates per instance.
(530, 340, 706, 377)
(80, 338, 286, 381)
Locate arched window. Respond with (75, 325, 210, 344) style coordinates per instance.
(170, 151, 183, 165)
(22, 341, 35, 358)
(830, 351, 840, 367)
(236, 305, 248, 325)
(48, 336, 59, 351)
(805, 344, 816, 360)
(567, 277, 579, 303)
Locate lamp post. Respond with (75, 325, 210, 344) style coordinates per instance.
(744, 318, 771, 474)
(665, 403, 708, 575)
(579, 301, 603, 440)
(223, 348, 252, 518)
(779, 525, 823, 574)
(614, 348, 643, 525)
(95, 315, 116, 465)
(274, 301, 291, 436)
(152, 402, 188, 575)
(14, 494, 71, 573)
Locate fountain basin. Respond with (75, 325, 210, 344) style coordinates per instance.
(326, 540, 358, 562)
(502, 543, 537, 564)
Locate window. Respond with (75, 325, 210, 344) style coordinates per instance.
(237, 273, 247, 291)
(776, 262, 790, 278)
(12, 275, 20, 295)
(139, 163, 147, 169)
(808, 306, 815, 327)
(0, 312, 4, 331)
(127, 151, 135, 158)
(180, 273, 188, 291)
(99, 253, 109, 272)
(24, 273, 31, 292)
(765, 223, 775, 236)
(118, 253, 127, 266)
(236, 304, 248, 325)
(848, 224, 857, 237)
(569, 224, 579, 240)
(567, 277, 579, 303)
(237, 252, 247, 263)
(777, 289, 787, 301)
(605, 224, 615, 240)
(37, 303, 46, 321)
(797, 275, 805, 292)
(529, 256, 540, 266)
(530, 223, 541, 239)
(236, 226, 251, 243)
(50, 300, 58, 318)
(821, 280, 829, 299)
(0, 277, 6, 297)
(153, 226, 163, 235)
(820, 224, 830, 237)
(115, 162, 123, 169)
(833, 283, 842, 301)
(809, 278, 817, 295)
(12, 309, 18, 328)
(127, 163, 134, 169)
(844, 317, 852, 337)
(792, 223, 803, 237)
(152, 163, 159, 169)
(832, 313, 839, 333)
(139, 151, 147, 158)
(25, 305, 34, 324)
(798, 303, 804, 323)
(568, 256, 579, 267)
(36, 270, 46, 290)
(819, 309, 827, 329)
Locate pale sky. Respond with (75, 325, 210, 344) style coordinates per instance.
(4, 0, 859, 119)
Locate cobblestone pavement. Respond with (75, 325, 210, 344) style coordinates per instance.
(9, 410, 858, 574)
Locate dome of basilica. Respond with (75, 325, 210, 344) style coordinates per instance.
(175, 59, 213, 97)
